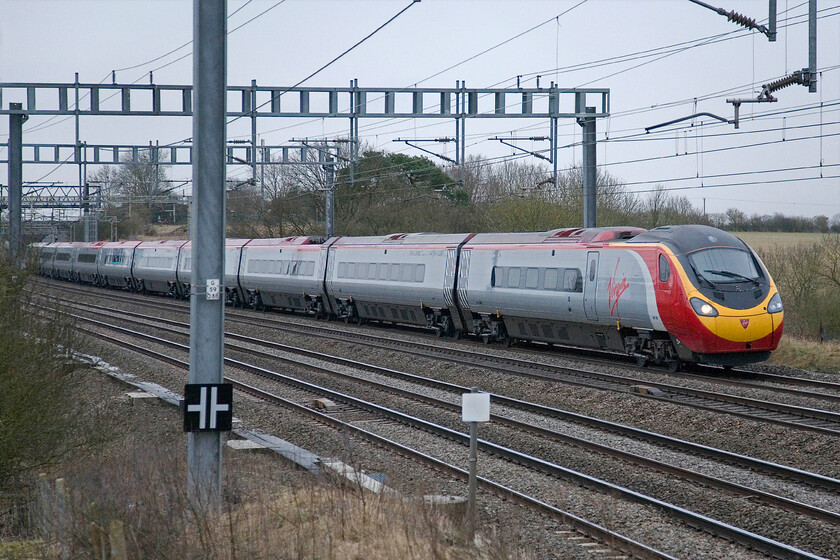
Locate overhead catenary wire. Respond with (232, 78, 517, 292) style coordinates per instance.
(225, 0, 421, 129)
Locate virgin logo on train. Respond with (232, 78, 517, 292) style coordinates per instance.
(741, 319, 750, 329)
(608, 259, 630, 318)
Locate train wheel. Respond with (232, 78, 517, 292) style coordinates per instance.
(636, 355, 648, 368)
(451, 329, 461, 340)
(481, 335, 491, 344)
(667, 359, 682, 373)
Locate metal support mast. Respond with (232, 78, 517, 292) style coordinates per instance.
(188, 0, 226, 511)
(809, 0, 817, 93)
(250, 79, 258, 188)
(7, 103, 27, 265)
(325, 154, 335, 238)
(577, 93, 597, 228)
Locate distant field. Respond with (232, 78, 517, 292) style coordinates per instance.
(730, 231, 833, 251)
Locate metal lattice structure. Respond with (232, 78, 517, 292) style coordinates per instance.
(3, 80, 610, 244)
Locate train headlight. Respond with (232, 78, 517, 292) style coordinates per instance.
(767, 293, 783, 314)
(690, 297, 718, 317)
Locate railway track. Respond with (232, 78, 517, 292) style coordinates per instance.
(33, 281, 840, 438)
(34, 296, 840, 559)
(38, 292, 840, 488)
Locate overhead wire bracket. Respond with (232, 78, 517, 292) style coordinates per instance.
(393, 138, 457, 163)
(688, 0, 776, 40)
(726, 69, 812, 128)
(488, 136, 551, 161)
(644, 113, 732, 133)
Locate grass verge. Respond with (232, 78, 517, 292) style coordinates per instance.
(770, 337, 840, 375)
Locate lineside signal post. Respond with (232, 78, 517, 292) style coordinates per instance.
(462, 388, 490, 543)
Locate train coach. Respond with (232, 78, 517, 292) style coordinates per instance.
(35, 224, 783, 369)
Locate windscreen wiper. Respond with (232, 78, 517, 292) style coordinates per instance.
(689, 262, 716, 288)
(704, 269, 760, 286)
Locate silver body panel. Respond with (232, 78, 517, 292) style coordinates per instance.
(239, 238, 331, 310)
(325, 233, 472, 325)
(97, 241, 142, 289)
(132, 241, 188, 294)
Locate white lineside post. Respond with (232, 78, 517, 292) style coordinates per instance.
(188, 0, 227, 511)
(462, 387, 490, 543)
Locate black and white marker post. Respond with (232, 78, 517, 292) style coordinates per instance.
(462, 387, 490, 542)
(187, 0, 228, 512)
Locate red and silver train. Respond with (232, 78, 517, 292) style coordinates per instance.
(36, 224, 784, 369)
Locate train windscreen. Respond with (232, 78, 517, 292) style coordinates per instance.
(688, 248, 762, 284)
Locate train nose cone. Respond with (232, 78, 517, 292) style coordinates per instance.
(715, 311, 775, 345)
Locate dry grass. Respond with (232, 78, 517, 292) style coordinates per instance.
(732, 231, 832, 251)
(20, 442, 525, 560)
(0, 359, 534, 560)
(770, 336, 840, 375)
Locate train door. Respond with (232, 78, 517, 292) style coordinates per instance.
(584, 251, 599, 321)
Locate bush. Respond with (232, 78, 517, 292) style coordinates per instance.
(0, 255, 87, 488)
(757, 236, 840, 340)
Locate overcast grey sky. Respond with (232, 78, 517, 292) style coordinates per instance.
(2, 0, 838, 220)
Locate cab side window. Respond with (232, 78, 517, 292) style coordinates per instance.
(659, 254, 671, 283)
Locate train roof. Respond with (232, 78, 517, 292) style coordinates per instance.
(626, 225, 750, 254)
(245, 236, 325, 248)
(329, 232, 474, 247)
(178, 238, 254, 250)
(101, 241, 143, 249)
(467, 227, 644, 246)
(136, 239, 189, 249)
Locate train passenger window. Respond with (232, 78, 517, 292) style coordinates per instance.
(378, 263, 389, 280)
(507, 267, 521, 288)
(368, 263, 377, 279)
(544, 268, 558, 290)
(415, 264, 425, 282)
(401, 264, 413, 282)
(290, 262, 299, 276)
(589, 260, 596, 281)
(337, 262, 347, 278)
(525, 267, 539, 289)
(659, 255, 671, 283)
(391, 264, 401, 281)
(563, 269, 582, 292)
